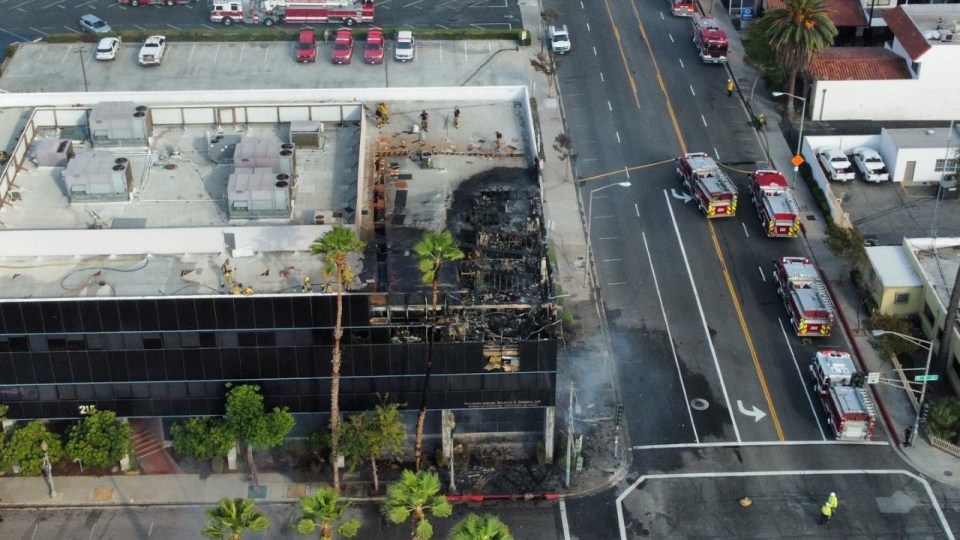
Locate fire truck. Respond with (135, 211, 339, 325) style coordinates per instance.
(691, 14, 728, 64)
(809, 349, 876, 440)
(749, 170, 800, 238)
(210, 0, 374, 26)
(668, 0, 696, 16)
(676, 152, 738, 218)
(773, 256, 835, 337)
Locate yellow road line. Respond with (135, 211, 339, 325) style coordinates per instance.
(617, 0, 786, 440)
(603, 0, 641, 110)
(578, 159, 677, 184)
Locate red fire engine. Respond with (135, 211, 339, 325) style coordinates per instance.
(691, 14, 728, 64)
(668, 0, 696, 16)
(676, 152, 738, 218)
(210, 0, 374, 26)
(809, 350, 876, 440)
(749, 170, 800, 238)
(773, 256, 835, 337)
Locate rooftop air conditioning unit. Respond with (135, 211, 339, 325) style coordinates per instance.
(941, 31, 954, 42)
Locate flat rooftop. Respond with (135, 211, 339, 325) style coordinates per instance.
(902, 4, 960, 42)
(910, 239, 960, 312)
(883, 125, 960, 149)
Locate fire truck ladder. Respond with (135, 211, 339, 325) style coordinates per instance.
(813, 280, 835, 314)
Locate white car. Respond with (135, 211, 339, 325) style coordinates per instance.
(851, 147, 889, 183)
(394, 30, 415, 62)
(95, 37, 121, 61)
(547, 25, 571, 54)
(79, 14, 111, 34)
(138, 35, 167, 66)
(817, 148, 855, 182)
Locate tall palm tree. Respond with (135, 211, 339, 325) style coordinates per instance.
(295, 486, 361, 539)
(383, 470, 453, 540)
(311, 225, 365, 493)
(449, 513, 514, 540)
(763, 0, 837, 115)
(201, 498, 270, 540)
(412, 231, 465, 471)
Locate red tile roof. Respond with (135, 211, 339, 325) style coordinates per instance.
(766, 0, 867, 28)
(807, 47, 912, 80)
(882, 7, 932, 61)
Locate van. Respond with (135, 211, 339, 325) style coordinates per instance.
(395, 30, 415, 62)
(548, 25, 571, 54)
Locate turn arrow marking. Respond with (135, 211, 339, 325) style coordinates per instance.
(670, 188, 693, 203)
(737, 400, 767, 423)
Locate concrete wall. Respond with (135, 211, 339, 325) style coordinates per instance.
(878, 139, 957, 184)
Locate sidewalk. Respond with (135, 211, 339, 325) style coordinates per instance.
(715, 9, 960, 490)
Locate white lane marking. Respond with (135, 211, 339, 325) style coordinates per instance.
(689, 84, 696, 96)
(679, 58, 684, 68)
(617, 470, 953, 540)
(607, 101, 612, 111)
(608, 282, 628, 286)
(643, 231, 699, 443)
(580, 0, 584, 8)
(660, 11, 664, 19)
(778, 318, 827, 440)
(586, 22, 591, 32)
(603, 258, 623, 262)
(593, 214, 614, 219)
(669, 33, 674, 43)
(616, 132, 621, 144)
(31, 524, 39, 539)
(714, 147, 721, 161)
(663, 190, 741, 442)
(634, 440, 888, 450)
(736, 399, 767, 422)
(634, 203, 640, 217)
(757, 266, 765, 282)
(560, 499, 571, 540)
(148, 522, 154, 536)
(742, 222, 750, 238)
(600, 72, 605, 82)
(701, 114, 708, 127)
(593, 46, 597, 56)
(624, 166, 630, 179)
(598, 236, 618, 240)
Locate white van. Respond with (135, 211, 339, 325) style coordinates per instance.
(548, 25, 571, 54)
(395, 31, 415, 62)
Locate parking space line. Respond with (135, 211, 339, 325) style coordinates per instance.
(602, 258, 622, 262)
(2, 27, 32, 40)
(778, 318, 827, 440)
(607, 282, 628, 286)
(597, 236, 618, 240)
(62, 26, 80, 34)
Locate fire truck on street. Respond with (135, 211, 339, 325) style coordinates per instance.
(676, 152, 738, 218)
(809, 349, 876, 440)
(668, 0, 696, 16)
(749, 170, 800, 238)
(691, 14, 728, 64)
(773, 256, 835, 337)
(210, 0, 374, 26)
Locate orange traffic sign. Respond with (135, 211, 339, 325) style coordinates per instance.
(791, 155, 805, 167)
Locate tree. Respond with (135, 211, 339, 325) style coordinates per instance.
(449, 514, 514, 540)
(65, 409, 132, 468)
(339, 402, 407, 492)
(824, 224, 867, 268)
(172, 416, 236, 461)
(224, 384, 295, 491)
(926, 397, 960, 441)
(413, 231, 465, 472)
(744, 15, 785, 85)
(763, 0, 837, 115)
(866, 314, 919, 364)
(294, 486, 361, 539)
(0, 420, 62, 476)
(530, 52, 561, 98)
(202, 497, 270, 540)
(382, 470, 453, 540)
(311, 224, 365, 494)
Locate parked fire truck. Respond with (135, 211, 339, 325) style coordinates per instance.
(676, 152, 738, 218)
(210, 0, 374, 26)
(668, 0, 696, 16)
(749, 170, 800, 238)
(691, 14, 728, 64)
(809, 349, 876, 440)
(773, 256, 835, 337)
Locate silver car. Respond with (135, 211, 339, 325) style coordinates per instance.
(79, 14, 112, 34)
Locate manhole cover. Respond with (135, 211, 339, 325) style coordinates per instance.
(945, 471, 953, 477)
(163, 163, 177, 170)
(691, 398, 709, 411)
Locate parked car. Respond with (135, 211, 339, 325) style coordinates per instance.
(79, 14, 111, 34)
(851, 147, 890, 183)
(95, 37, 121, 61)
(394, 30, 415, 62)
(138, 35, 167, 66)
(331, 28, 354, 64)
(364, 27, 384, 64)
(296, 27, 317, 63)
(817, 148, 855, 182)
(547, 25, 571, 54)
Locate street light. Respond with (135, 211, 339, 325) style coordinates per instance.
(772, 92, 807, 186)
(76, 46, 89, 93)
(871, 329, 934, 447)
(585, 181, 632, 287)
(40, 440, 57, 499)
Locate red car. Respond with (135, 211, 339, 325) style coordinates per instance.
(296, 27, 317, 63)
(331, 28, 354, 65)
(363, 27, 384, 64)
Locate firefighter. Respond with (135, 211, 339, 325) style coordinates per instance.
(420, 110, 429, 132)
(495, 131, 503, 151)
(756, 113, 766, 130)
(303, 276, 312, 293)
(819, 500, 832, 525)
(375, 107, 384, 128)
(904, 426, 914, 447)
(727, 79, 734, 97)
(376, 102, 389, 125)
(453, 106, 461, 129)
(827, 492, 838, 516)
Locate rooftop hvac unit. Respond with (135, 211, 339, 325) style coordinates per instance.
(941, 32, 954, 42)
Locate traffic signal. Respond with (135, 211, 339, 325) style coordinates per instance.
(920, 402, 930, 425)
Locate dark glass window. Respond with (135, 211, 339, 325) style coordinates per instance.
(273, 297, 293, 328)
(9, 336, 29, 352)
(256, 331, 276, 347)
(238, 332, 257, 347)
(19, 303, 42, 333)
(105, 334, 124, 351)
(199, 332, 216, 348)
(195, 299, 217, 329)
(183, 349, 203, 379)
(291, 297, 313, 328)
(118, 301, 140, 332)
(201, 349, 223, 379)
(123, 334, 143, 349)
(33, 354, 55, 383)
(157, 300, 179, 331)
(235, 300, 255, 329)
(1, 303, 25, 333)
(177, 300, 198, 330)
(67, 336, 86, 351)
(40, 302, 64, 333)
(143, 334, 163, 350)
(47, 337, 68, 352)
(162, 333, 181, 349)
(181, 332, 200, 348)
(78, 301, 102, 332)
(86, 334, 104, 350)
(218, 332, 238, 348)
(98, 301, 121, 331)
(137, 299, 160, 331)
(14, 354, 37, 383)
(253, 298, 274, 328)
(58, 384, 77, 400)
(214, 299, 237, 329)
(165, 352, 186, 380)
(109, 352, 130, 382)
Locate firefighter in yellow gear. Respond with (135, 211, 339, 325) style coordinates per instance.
(827, 492, 838, 515)
(819, 501, 832, 525)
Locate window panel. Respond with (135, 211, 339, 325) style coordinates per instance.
(1, 303, 25, 333)
(40, 302, 64, 333)
(214, 298, 237, 329)
(137, 299, 160, 331)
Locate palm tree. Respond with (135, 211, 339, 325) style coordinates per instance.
(763, 0, 837, 115)
(412, 231, 465, 471)
(383, 470, 453, 540)
(201, 498, 270, 540)
(295, 486, 361, 539)
(311, 225, 365, 493)
(449, 514, 514, 540)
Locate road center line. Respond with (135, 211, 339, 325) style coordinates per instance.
(559, 499, 571, 540)
(779, 318, 827, 440)
(634, 440, 888, 450)
(663, 190, 741, 442)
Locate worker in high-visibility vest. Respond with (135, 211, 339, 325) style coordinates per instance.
(819, 501, 832, 525)
(827, 492, 839, 515)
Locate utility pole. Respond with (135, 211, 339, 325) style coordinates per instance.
(565, 382, 573, 488)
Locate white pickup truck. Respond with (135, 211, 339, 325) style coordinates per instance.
(817, 148, 855, 182)
(548, 25, 571, 54)
(138, 35, 167, 66)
